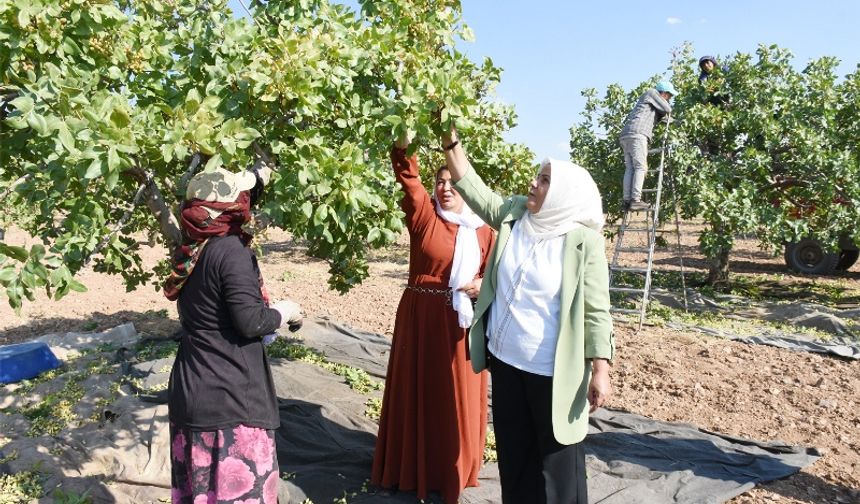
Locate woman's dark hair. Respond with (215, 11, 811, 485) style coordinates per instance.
(435, 165, 450, 179)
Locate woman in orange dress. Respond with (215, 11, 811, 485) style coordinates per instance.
(371, 138, 495, 503)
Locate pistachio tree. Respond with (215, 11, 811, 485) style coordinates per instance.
(0, 0, 533, 310)
(570, 44, 860, 285)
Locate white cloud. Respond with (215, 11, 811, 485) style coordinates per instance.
(666, 17, 682, 25)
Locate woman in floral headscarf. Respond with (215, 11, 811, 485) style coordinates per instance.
(165, 166, 302, 504)
(440, 128, 614, 504)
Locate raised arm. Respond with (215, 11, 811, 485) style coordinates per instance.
(441, 129, 472, 183)
(391, 138, 433, 232)
(442, 129, 510, 229)
(647, 88, 673, 115)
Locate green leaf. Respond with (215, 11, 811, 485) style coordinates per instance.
(61, 37, 81, 56)
(17, 9, 31, 30)
(161, 143, 175, 163)
(0, 267, 16, 284)
(57, 123, 76, 152)
(29, 244, 46, 261)
(204, 154, 222, 172)
(221, 137, 236, 156)
(461, 25, 476, 43)
(105, 168, 120, 190)
(68, 278, 88, 293)
(9, 96, 34, 114)
(26, 113, 49, 136)
(20, 269, 36, 289)
(6, 283, 22, 312)
(367, 228, 381, 243)
(0, 243, 29, 262)
(322, 227, 333, 244)
(186, 89, 202, 112)
(313, 204, 329, 226)
(5, 116, 28, 129)
(84, 158, 104, 179)
(50, 265, 69, 286)
(110, 107, 131, 128)
(301, 201, 313, 218)
(107, 147, 120, 171)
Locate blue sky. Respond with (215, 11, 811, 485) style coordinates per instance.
(228, 0, 860, 160)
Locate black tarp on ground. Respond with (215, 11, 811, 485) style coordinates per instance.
(0, 320, 821, 503)
(648, 290, 860, 360)
(273, 318, 820, 503)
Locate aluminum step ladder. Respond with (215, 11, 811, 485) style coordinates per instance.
(608, 121, 687, 330)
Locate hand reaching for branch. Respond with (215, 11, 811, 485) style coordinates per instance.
(394, 132, 411, 149)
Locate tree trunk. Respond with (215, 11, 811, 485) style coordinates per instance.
(144, 182, 183, 249)
(707, 245, 731, 287)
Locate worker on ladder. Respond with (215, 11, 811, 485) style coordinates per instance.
(619, 81, 676, 212)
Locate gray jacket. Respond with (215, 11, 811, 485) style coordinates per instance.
(619, 88, 672, 140)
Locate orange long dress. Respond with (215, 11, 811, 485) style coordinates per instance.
(371, 148, 494, 503)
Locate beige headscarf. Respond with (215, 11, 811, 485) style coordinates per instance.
(519, 157, 604, 239)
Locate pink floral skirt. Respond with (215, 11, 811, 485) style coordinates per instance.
(170, 423, 279, 504)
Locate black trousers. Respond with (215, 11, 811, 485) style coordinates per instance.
(490, 355, 588, 504)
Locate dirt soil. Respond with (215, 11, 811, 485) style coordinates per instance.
(1, 224, 859, 504)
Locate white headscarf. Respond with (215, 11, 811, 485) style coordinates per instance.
(435, 199, 486, 328)
(519, 157, 605, 239)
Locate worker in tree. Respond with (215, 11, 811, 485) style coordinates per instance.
(619, 81, 675, 211)
(698, 55, 718, 82)
(698, 55, 729, 107)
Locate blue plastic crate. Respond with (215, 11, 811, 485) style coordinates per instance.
(0, 341, 62, 384)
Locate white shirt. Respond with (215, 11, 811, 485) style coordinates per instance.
(487, 219, 564, 376)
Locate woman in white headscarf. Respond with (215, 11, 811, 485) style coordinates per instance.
(371, 136, 496, 504)
(441, 129, 614, 504)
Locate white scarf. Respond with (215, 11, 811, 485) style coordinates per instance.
(519, 157, 605, 239)
(435, 199, 486, 328)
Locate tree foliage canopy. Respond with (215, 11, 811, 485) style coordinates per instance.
(0, 0, 533, 310)
(570, 44, 860, 283)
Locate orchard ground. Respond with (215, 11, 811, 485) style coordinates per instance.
(1, 224, 859, 504)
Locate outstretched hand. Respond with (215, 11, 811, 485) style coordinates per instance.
(394, 132, 411, 149)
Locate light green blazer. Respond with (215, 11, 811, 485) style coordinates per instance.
(455, 167, 615, 445)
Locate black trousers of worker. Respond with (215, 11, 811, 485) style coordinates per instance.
(490, 354, 588, 504)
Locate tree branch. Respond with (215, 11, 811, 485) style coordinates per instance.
(126, 166, 183, 248)
(252, 141, 276, 170)
(176, 152, 203, 201)
(236, 0, 255, 23)
(83, 182, 149, 267)
(0, 173, 32, 201)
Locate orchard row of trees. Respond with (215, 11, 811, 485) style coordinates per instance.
(3, 1, 858, 311)
(0, 0, 533, 310)
(571, 44, 860, 284)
